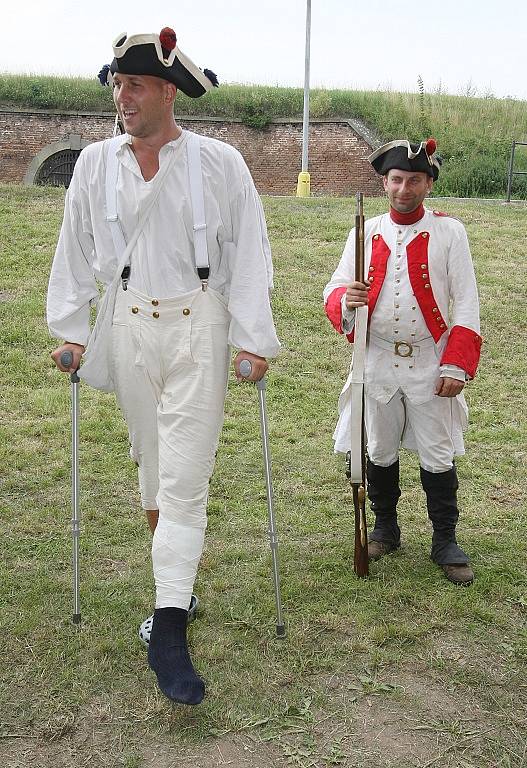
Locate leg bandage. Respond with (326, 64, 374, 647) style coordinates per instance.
(152, 517, 206, 610)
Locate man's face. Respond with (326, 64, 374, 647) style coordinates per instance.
(112, 73, 174, 137)
(383, 168, 433, 213)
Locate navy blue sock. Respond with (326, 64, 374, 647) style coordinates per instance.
(147, 607, 205, 705)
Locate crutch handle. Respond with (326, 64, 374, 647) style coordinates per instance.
(60, 350, 73, 367)
(60, 350, 80, 383)
(239, 359, 266, 391)
(239, 359, 252, 378)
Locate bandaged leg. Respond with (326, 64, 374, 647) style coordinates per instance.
(152, 518, 205, 609)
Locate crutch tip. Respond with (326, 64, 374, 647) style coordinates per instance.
(276, 623, 286, 638)
(72, 613, 81, 625)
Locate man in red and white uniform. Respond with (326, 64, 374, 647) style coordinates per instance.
(324, 139, 482, 585)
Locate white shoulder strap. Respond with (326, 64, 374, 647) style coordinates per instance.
(186, 132, 210, 276)
(104, 132, 209, 286)
(105, 135, 128, 258)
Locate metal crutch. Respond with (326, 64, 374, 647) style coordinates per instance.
(60, 350, 81, 624)
(239, 359, 286, 637)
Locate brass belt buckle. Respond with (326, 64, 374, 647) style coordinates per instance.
(394, 341, 413, 358)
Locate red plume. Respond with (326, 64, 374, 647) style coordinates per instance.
(160, 27, 177, 52)
(425, 138, 437, 156)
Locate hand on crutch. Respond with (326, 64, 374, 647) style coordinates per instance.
(239, 357, 286, 637)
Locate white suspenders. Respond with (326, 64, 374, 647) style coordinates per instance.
(104, 131, 210, 290)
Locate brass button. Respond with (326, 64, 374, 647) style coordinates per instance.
(420, 264, 427, 269)
(424, 283, 430, 289)
(131, 306, 139, 314)
(395, 304, 400, 308)
(432, 307, 438, 313)
(373, 234, 379, 240)
(395, 317, 400, 322)
(183, 308, 191, 316)
(409, 365, 414, 369)
(394, 329, 399, 334)
(440, 323, 445, 329)
(394, 363, 399, 368)
(152, 299, 159, 306)
(153, 311, 160, 319)
(422, 232, 428, 238)
(412, 306, 416, 310)
(368, 277, 374, 283)
(369, 266, 375, 272)
(422, 273, 428, 279)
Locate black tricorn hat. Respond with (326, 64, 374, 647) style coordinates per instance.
(109, 28, 218, 98)
(368, 139, 441, 180)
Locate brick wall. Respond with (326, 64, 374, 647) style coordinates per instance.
(0, 108, 383, 196)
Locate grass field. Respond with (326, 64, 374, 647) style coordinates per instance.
(0, 186, 526, 768)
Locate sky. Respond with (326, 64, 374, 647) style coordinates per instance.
(1, 0, 527, 100)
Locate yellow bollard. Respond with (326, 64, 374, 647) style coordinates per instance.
(296, 171, 311, 197)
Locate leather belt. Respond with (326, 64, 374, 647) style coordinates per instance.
(369, 333, 436, 358)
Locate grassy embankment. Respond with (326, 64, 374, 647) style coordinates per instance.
(1, 73, 527, 198)
(0, 185, 526, 768)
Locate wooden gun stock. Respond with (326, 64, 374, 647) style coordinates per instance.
(352, 192, 369, 577)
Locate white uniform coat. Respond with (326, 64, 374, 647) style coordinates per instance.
(324, 208, 481, 455)
(47, 130, 280, 359)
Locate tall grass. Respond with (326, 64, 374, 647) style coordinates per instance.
(2, 74, 527, 198)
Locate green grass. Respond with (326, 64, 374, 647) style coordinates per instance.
(0, 186, 526, 767)
(2, 73, 527, 197)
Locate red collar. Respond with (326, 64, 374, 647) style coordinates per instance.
(389, 204, 425, 225)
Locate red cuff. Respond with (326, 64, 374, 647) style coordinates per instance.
(325, 286, 347, 335)
(440, 325, 482, 379)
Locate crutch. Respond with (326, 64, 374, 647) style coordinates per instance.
(60, 350, 81, 624)
(239, 359, 286, 637)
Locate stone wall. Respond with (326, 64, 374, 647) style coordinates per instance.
(0, 108, 383, 196)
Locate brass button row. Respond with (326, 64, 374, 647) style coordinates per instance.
(130, 306, 191, 318)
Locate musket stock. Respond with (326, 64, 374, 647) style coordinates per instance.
(351, 192, 369, 577)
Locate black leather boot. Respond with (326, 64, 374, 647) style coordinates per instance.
(367, 459, 401, 560)
(420, 466, 473, 585)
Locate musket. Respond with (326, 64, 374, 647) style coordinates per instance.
(349, 192, 369, 577)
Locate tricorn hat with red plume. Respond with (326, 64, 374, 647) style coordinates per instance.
(109, 27, 218, 98)
(368, 138, 441, 179)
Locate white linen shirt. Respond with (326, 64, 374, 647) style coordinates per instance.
(47, 130, 280, 358)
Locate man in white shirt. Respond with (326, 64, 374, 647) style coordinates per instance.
(48, 26, 280, 705)
(324, 139, 482, 586)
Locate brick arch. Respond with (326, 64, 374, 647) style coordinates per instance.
(23, 134, 91, 186)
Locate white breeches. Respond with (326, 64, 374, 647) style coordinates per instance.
(365, 389, 456, 473)
(112, 285, 230, 609)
